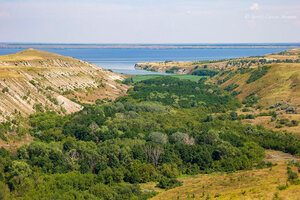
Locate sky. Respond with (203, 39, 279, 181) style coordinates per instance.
(0, 0, 299, 43)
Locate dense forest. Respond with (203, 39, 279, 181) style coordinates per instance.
(1, 77, 300, 199)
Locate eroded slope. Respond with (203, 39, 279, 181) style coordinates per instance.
(0, 49, 129, 121)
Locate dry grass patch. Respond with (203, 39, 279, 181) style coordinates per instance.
(148, 162, 299, 200)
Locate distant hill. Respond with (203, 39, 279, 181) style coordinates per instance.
(135, 49, 300, 74)
(0, 49, 129, 121)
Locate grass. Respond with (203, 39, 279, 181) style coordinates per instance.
(130, 74, 207, 83)
(216, 63, 300, 107)
(0, 70, 22, 78)
(0, 48, 67, 61)
(142, 158, 300, 200)
(212, 63, 300, 135)
(242, 114, 300, 136)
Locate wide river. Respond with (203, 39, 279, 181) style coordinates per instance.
(0, 44, 298, 74)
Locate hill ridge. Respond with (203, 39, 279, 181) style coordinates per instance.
(0, 49, 129, 122)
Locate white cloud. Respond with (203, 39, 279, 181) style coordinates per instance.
(250, 3, 259, 11)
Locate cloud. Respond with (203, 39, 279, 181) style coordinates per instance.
(250, 3, 259, 11)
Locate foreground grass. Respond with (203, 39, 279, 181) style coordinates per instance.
(131, 74, 207, 83)
(141, 151, 300, 200)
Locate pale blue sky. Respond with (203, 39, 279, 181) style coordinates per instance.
(0, 0, 299, 43)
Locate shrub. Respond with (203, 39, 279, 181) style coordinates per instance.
(277, 183, 289, 190)
(29, 80, 37, 86)
(230, 112, 238, 120)
(287, 170, 298, 181)
(245, 114, 255, 119)
(156, 177, 182, 190)
(275, 125, 283, 128)
(95, 99, 105, 105)
(2, 87, 8, 93)
(241, 108, 250, 112)
(158, 164, 179, 178)
(288, 120, 299, 127)
(33, 103, 44, 112)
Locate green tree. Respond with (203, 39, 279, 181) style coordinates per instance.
(148, 132, 168, 144)
(0, 181, 10, 200)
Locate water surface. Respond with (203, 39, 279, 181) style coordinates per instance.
(0, 44, 295, 74)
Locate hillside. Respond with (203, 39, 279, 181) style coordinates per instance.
(0, 49, 129, 121)
(135, 49, 300, 74)
(143, 151, 300, 200)
(209, 59, 300, 134)
(214, 63, 300, 107)
(207, 50, 300, 135)
(135, 49, 300, 135)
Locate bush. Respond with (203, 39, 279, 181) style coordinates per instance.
(245, 114, 255, 119)
(287, 120, 299, 127)
(2, 87, 8, 93)
(287, 170, 298, 181)
(33, 103, 44, 112)
(29, 80, 37, 86)
(277, 183, 289, 190)
(156, 177, 182, 190)
(241, 108, 250, 112)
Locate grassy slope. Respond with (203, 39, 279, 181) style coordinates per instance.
(142, 151, 300, 200)
(201, 49, 300, 135)
(211, 63, 300, 135)
(219, 63, 300, 107)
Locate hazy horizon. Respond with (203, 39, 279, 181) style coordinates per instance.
(1, 42, 300, 44)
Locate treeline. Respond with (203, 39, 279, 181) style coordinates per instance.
(246, 66, 271, 84)
(191, 68, 219, 77)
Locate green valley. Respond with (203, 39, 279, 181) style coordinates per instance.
(0, 49, 300, 200)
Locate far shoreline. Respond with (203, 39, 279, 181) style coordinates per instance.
(1, 43, 300, 49)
